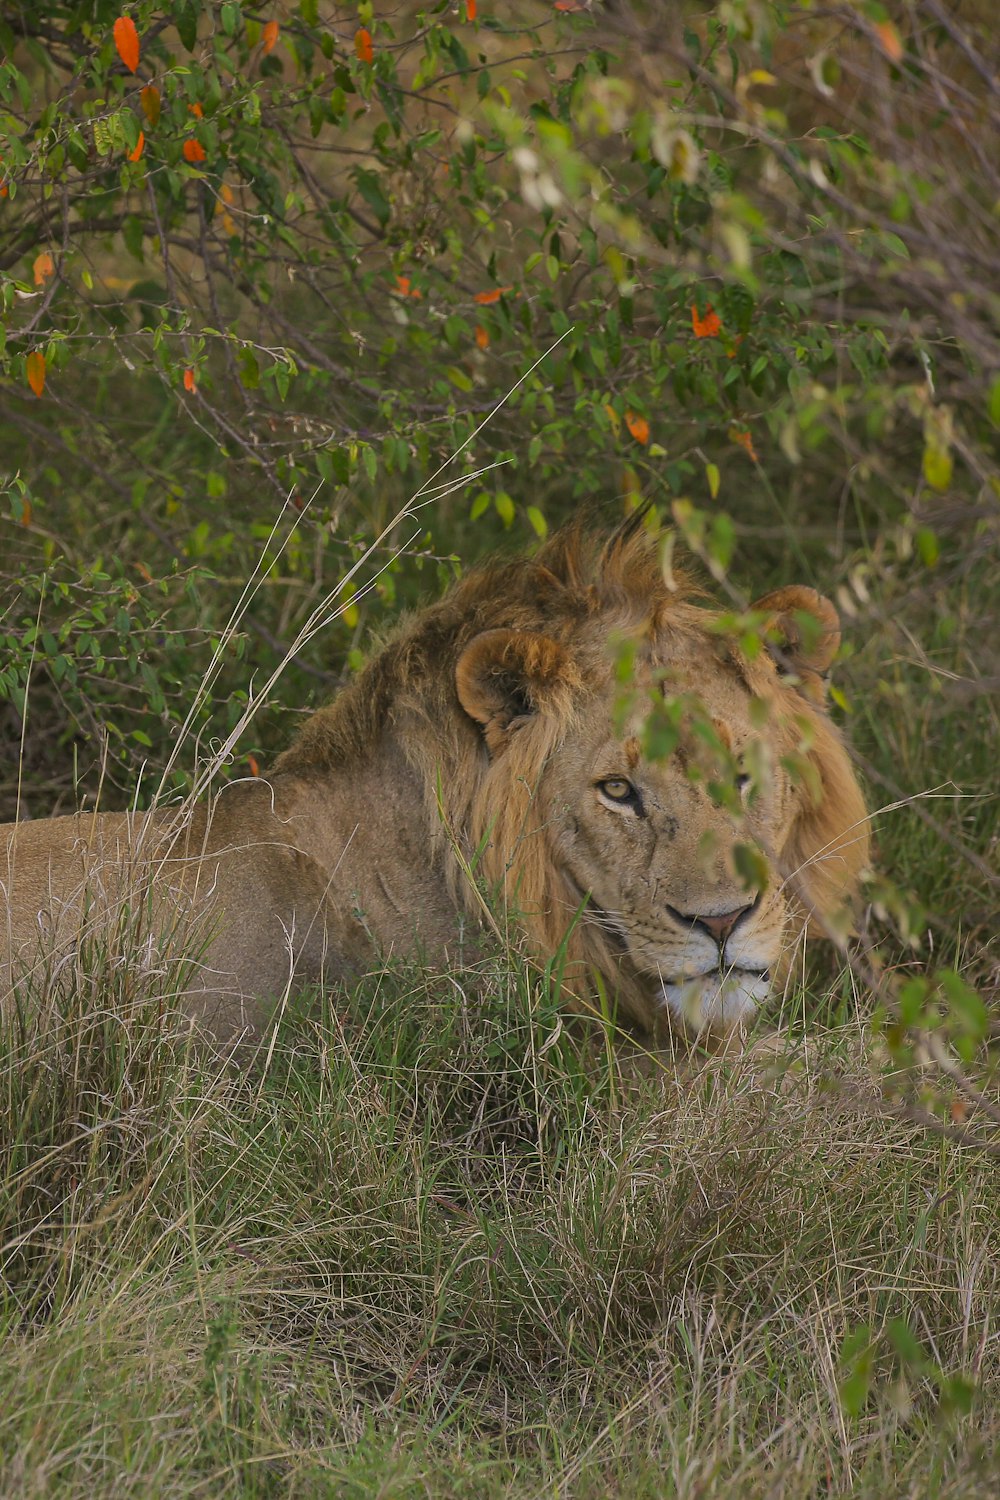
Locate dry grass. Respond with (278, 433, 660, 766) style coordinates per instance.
(1, 938, 997, 1498)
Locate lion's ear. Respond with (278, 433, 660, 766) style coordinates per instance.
(751, 586, 841, 702)
(456, 629, 580, 753)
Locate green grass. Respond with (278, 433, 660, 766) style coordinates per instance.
(2, 520, 998, 1497)
(1, 945, 997, 1498)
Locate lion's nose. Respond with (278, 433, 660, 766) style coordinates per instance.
(683, 904, 756, 945)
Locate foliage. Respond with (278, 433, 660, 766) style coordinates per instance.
(1, 0, 996, 793)
(0, 2, 998, 1487)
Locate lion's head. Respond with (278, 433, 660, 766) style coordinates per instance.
(283, 519, 869, 1038)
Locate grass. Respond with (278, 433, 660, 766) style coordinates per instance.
(1, 513, 997, 1497)
(1, 937, 998, 1498)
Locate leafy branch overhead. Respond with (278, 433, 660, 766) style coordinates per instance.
(2, 2, 995, 535)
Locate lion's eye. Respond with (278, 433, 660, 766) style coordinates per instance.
(597, 777, 638, 805)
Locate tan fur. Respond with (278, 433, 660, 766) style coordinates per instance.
(0, 521, 868, 1043)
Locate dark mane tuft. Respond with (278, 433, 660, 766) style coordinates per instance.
(276, 519, 695, 775)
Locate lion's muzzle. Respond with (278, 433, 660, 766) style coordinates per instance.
(659, 967, 771, 1033)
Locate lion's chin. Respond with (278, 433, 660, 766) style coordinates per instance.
(659, 969, 771, 1035)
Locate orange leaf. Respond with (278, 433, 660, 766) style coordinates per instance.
(354, 27, 373, 63)
(554, 1, 585, 10)
(183, 138, 206, 164)
(730, 426, 758, 462)
(691, 303, 722, 338)
(140, 84, 160, 126)
(875, 20, 903, 63)
(394, 275, 422, 299)
(183, 368, 196, 392)
(113, 15, 140, 74)
(33, 251, 55, 287)
(128, 130, 145, 161)
(465, 0, 477, 18)
(474, 286, 512, 305)
(262, 20, 280, 54)
(474, 324, 489, 350)
(188, 102, 204, 118)
(247, 753, 260, 777)
(20, 497, 33, 527)
(625, 412, 650, 445)
(26, 350, 46, 398)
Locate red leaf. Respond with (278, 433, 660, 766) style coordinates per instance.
(247, 754, 260, 777)
(113, 15, 140, 74)
(394, 275, 422, 299)
(183, 368, 196, 392)
(474, 324, 489, 349)
(182, 139, 206, 164)
(729, 426, 758, 462)
(262, 20, 280, 55)
(26, 350, 46, 398)
(465, 0, 477, 18)
(625, 412, 650, 445)
(354, 27, 373, 63)
(474, 286, 512, 305)
(33, 251, 54, 286)
(140, 85, 160, 126)
(554, 1, 585, 10)
(128, 131, 144, 162)
(691, 303, 722, 338)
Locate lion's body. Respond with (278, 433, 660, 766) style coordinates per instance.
(1, 523, 868, 1042)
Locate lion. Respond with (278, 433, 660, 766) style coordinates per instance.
(0, 519, 868, 1045)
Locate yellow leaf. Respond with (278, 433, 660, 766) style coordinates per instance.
(922, 444, 952, 492)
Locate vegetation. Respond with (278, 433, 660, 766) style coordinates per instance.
(0, 0, 997, 1492)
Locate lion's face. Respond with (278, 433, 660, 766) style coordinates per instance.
(456, 582, 867, 1038)
(539, 642, 802, 1033)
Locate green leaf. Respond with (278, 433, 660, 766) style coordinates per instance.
(354, 168, 390, 227)
(887, 1317, 926, 1370)
(988, 376, 1000, 428)
(494, 491, 514, 527)
(838, 1325, 874, 1420)
(122, 215, 144, 261)
(239, 348, 260, 389)
(446, 365, 473, 393)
